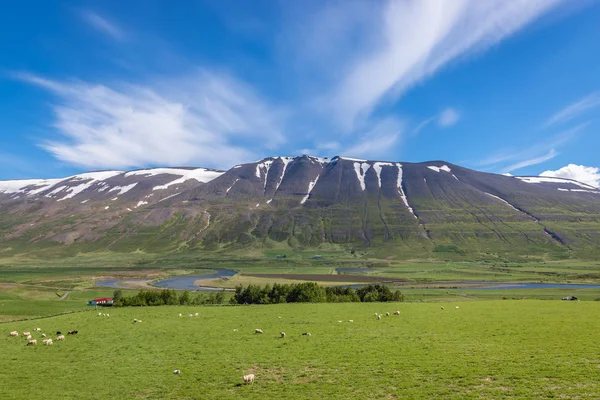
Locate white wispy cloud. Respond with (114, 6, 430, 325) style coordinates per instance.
(438, 108, 460, 127)
(478, 122, 589, 172)
(411, 117, 435, 136)
(342, 117, 404, 159)
(10, 0, 580, 171)
(16, 72, 285, 170)
(543, 92, 600, 127)
(502, 149, 558, 173)
(541, 164, 600, 187)
(81, 10, 126, 41)
(323, 0, 568, 130)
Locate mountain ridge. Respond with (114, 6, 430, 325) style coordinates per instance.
(1, 155, 599, 261)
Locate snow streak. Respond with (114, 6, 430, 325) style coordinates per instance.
(396, 164, 417, 219)
(484, 192, 521, 212)
(353, 162, 370, 191)
(226, 179, 239, 194)
(300, 176, 320, 204)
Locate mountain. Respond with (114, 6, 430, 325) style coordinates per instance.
(1, 156, 599, 261)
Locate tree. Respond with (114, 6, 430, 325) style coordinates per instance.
(113, 290, 123, 303)
(215, 290, 225, 304)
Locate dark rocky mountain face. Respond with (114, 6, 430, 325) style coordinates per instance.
(1, 156, 599, 260)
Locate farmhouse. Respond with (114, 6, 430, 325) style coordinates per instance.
(88, 297, 114, 306)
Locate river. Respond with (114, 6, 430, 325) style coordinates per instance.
(95, 269, 237, 291)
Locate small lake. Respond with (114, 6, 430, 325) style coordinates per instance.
(153, 269, 237, 291)
(95, 269, 237, 291)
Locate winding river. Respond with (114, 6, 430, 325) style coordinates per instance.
(95, 268, 600, 291)
(95, 269, 237, 291)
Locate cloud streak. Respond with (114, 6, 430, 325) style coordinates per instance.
(342, 117, 404, 159)
(543, 92, 600, 127)
(325, 0, 568, 130)
(16, 72, 285, 170)
(478, 121, 589, 172)
(9, 1, 580, 172)
(502, 149, 558, 173)
(81, 11, 126, 41)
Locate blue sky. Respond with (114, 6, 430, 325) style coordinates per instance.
(1, 0, 599, 186)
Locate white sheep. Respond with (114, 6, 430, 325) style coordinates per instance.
(179, 313, 182, 317)
(441, 306, 445, 310)
(242, 373, 255, 384)
(8, 331, 18, 337)
(43, 339, 53, 345)
(233, 329, 239, 332)
(302, 332, 312, 337)
(27, 339, 37, 345)
(23, 331, 31, 337)
(106, 314, 110, 317)
(56, 335, 65, 341)
(338, 320, 343, 323)
(377, 315, 382, 320)
(386, 312, 390, 316)
(98, 312, 102, 316)
(42, 333, 47, 338)
(189, 314, 193, 318)
(173, 369, 181, 375)
(280, 331, 286, 338)
(194, 313, 199, 317)
(455, 306, 459, 309)
(348, 320, 354, 322)
(34, 328, 41, 331)
(26, 335, 32, 340)
(255, 329, 264, 334)
(393, 311, 400, 315)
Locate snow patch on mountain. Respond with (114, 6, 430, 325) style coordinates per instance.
(0, 178, 63, 195)
(427, 165, 452, 173)
(131, 168, 224, 190)
(340, 156, 367, 162)
(301, 176, 320, 204)
(372, 162, 394, 187)
(396, 164, 417, 219)
(557, 188, 599, 194)
(226, 179, 239, 194)
(517, 176, 595, 189)
(353, 162, 370, 191)
(255, 160, 274, 190)
(108, 183, 138, 196)
(274, 157, 293, 192)
(307, 156, 329, 164)
(51, 172, 121, 201)
(159, 193, 181, 202)
(484, 192, 521, 212)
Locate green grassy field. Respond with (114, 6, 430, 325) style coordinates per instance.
(1, 301, 599, 399)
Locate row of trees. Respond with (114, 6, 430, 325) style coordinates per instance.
(231, 283, 404, 304)
(111, 283, 403, 307)
(112, 289, 225, 307)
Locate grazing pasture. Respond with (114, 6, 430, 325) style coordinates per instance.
(1, 301, 600, 399)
